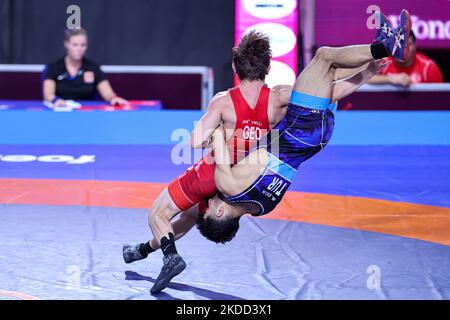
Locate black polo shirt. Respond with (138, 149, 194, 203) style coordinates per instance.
(43, 57, 107, 100)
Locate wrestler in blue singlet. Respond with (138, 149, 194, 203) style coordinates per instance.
(224, 91, 336, 216)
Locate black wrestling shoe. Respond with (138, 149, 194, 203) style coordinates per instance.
(123, 243, 148, 264)
(150, 253, 186, 294)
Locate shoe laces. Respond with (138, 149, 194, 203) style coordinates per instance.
(381, 23, 393, 37)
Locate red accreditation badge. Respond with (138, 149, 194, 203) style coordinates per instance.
(83, 71, 95, 83)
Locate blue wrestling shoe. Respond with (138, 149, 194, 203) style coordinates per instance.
(123, 243, 148, 263)
(150, 253, 186, 294)
(375, 11, 394, 42)
(384, 9, 411, 62)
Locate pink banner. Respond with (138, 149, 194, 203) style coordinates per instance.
(315, 0, 450, 49)
(235, 0, 299, 86)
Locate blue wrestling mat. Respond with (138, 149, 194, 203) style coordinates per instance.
(0, 142, 449, 300)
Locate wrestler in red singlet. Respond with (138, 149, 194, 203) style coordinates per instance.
(168, 85, 270, 211)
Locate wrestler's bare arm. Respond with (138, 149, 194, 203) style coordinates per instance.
(272, 85, 292, 106)
(190, 91, 227, 149)
(211, 126, 239, 195)
(212, 126, 264, 197)
(269, 85, 291, 127)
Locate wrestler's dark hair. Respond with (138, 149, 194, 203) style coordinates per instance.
(232, 30, 272, 81)
(196, 215, 240, 244)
